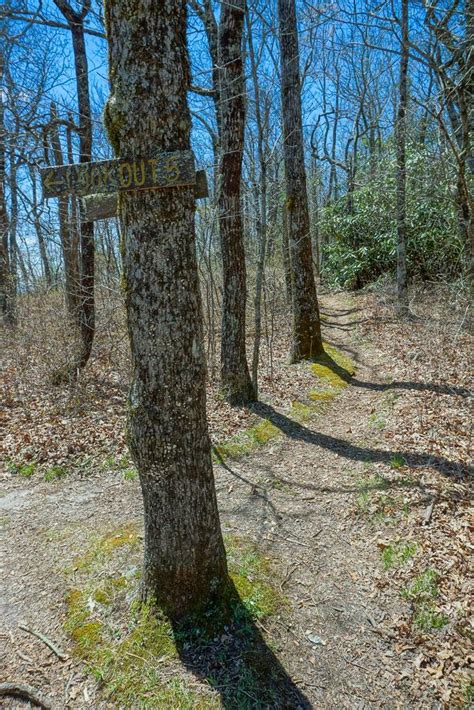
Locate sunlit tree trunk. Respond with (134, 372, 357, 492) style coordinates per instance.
(54, 0, 95, 373)
(104, 0, 229, 619)
(396, 0, 409, 316)
(246, 7, 268, 397)
(0, 48, 14, 325)
(277, 0, 323, 361)
(29, 165, 52, 287)
(49, 103, 80, 319)
(217, 0, 255, 404)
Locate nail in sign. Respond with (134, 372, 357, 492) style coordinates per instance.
(40, 150, 196, 199)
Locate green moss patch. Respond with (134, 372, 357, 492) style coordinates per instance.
(64, 529, 285, 708)
(310, 342, 355, 391)
(214, 342, 355, 463)
(66, 523, 140, 573)
(225, 537, 284, 620)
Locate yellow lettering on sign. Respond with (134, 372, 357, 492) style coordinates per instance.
(133, 160, 146, 187)
(43, 169, 65, 192)
(148, 159, 158, 183)
(119, 163, 132, 188)
(164, 156, 180, 184)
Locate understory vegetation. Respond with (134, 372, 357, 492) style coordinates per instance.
(320, 143, 466, 289)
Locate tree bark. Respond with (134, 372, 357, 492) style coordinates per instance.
(217, 0, 255, 404)
(104, 0, 229, 619)
(49, 103, 80, 319)
(53, 0, 95, 373)
(277, 0, 323, 361)
(29, 166, 52, 287)
(396, 0, 409, 317)
(246, 7, 268, 397)
(0, 48, 15, 325)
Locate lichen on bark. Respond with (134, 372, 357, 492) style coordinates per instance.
(104, 0, 230, 619)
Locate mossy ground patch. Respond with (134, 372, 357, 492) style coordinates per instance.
(63, 526, 287, 708)
(214, 342, 356, 462)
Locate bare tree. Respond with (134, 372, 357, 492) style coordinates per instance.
(53, 0, 95, 376)
(277, 0, 323, 361)
(0, 45, 15, 325)
(396, 0, 409, 316)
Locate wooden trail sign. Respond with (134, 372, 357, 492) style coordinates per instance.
(41, 150, 196, 199)
(81, 169, 209, 222)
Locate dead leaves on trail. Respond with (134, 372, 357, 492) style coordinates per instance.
(357, 289, 473, 708)
(0, 303, 314, 478)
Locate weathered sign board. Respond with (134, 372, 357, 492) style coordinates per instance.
(81, 169, 209, 222)
(41, 150, 196, 199)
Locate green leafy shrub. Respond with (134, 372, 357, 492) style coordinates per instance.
(320, 143, 465, 288)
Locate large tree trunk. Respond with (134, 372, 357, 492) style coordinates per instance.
(53, 0, 95, 374)
(217, 0, 255, 404)
(194, 0, 254, 404)
(396, 0, 409, 317)
(104, 0, 229, 619)
(277, 0, 323, 361)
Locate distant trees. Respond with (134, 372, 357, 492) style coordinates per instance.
(0, 44, 14, 325)
(46, 102, 80, 321)
(0, 0, 471, 355)
(191, 0, 255, 404)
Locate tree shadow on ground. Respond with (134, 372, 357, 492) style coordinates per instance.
(172, 582, 311, 709)
(250, 402, 471, 478)
(314, 350, 471, 397)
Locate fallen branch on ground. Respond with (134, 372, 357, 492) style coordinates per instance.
(18, 624, 68, 661)
(0, 682, 52, 708)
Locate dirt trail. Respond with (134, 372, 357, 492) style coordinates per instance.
(0, 293, 442, 708)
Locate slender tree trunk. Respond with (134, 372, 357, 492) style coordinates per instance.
(217, 0, 255, 404)
(277, 0, 323, 361)
(49, 103, 80, 319)
(8, 138, 18, 307)
(282, 202, 293, 304)
(53, 0, 95, 373)
(104, 0, 229, 619)
(70, 21, 95, 368)
(247, 7, 268, 397)
(29, 167, 52, 287)
(396, 0, 409, 316)
(0, 49, 14, 325)
(66, 111, 81, 297)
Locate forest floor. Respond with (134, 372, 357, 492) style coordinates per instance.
(0, 288, 472, 709)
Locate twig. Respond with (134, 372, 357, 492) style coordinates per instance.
(279, 562, 300, 591)
(0, 682, 52, 709)
(264, 533, 310, 548)
(19, 624, 68, 661)
(16, 648, 33, 664)
(423, 497, 437, 524)
(343, 656, 373, 674)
